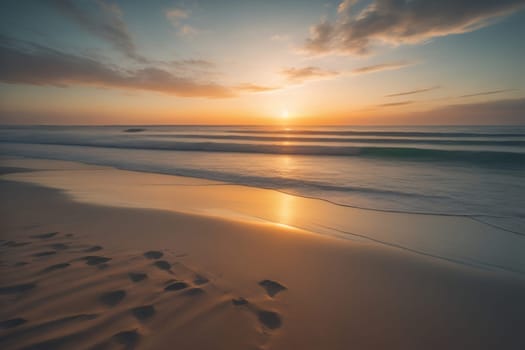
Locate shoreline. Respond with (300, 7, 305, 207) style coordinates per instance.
(1, 157, 524, 276)
(1, 159, 525, 349)
(3, 154, 524, 239)
(0, 143, 525, 232)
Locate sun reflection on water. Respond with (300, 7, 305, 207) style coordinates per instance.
(278, 192, 294, 226)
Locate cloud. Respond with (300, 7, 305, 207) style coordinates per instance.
(459, 88, 516, 98)
(304, 0, 525, 55)
(235, 83, 279, 93)
(337, 0, 359, 14)
(162, 58, 219, 80)
(179, 25, 198, 36)
(352, 61, 414, 74)
(377, 101, 413, 107)
(281, 66, 339, 83)
(0, 38, 233, 98)
(170, 59, 215, 69)
(49, 0, 145, 62)
(166, 8, 198, 36)
(386, 86, 440, 97)
(166, 8, 189, 25)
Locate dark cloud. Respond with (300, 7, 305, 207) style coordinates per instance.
(0, 38, 233, 98)
(459, 89, 516, 98)
(49, 0, 146, 62)
(386, 86, 440, 97)
(305, 0, 525, 55)
(281, 66, 339, 83)
(352, 61, 414, 74)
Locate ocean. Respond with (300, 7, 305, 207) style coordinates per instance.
(1, 125, 524, 236)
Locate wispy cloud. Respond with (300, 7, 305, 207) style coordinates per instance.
(235, 83, 279, 93)
(337, 0, 358, 14)
(377, 101, 413, 107)
(304, 0, 525, 55)
(386, 86, 440, 97)
(0, 37, 283, 99)
(281, 66, 339, 83)
(166, 7, 198, 36)
(0, 38, 232, 98)
(169, 59, 215, 69)
(352, 61, 414, 75)
(160, 58, 218, 80)
(49, 0, 145, 62)
(166, 8, 189, 25)
(459, 89, 516, 98)
(179, 25, 198, 36)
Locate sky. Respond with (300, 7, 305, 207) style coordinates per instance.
(0, 0, 524, 125)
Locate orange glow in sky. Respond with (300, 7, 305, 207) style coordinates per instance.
(0, 1, 524, 125)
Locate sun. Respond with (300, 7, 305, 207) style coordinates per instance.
(280, 109, 289, 119)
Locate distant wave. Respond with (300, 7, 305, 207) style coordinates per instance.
(1, 139, 524, 166)
(149, 133, 525, 146)
(227, 129, 525, 138)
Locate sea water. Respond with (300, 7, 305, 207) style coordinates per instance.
(1, 125, 524, 236)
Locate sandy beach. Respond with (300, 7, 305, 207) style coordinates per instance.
(0, 158, 523, 350)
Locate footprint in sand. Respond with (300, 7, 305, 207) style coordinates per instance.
(258, 280, 287, 298)
(0, 282, 36, 295)
(183, 287, 205, 297)
(32, 251, 57, 257)
(10, 315, 98, 349)
(50, 243, 69, 250)
(30, 232, 59, 239)
(4, 241, 31, 247)
(257, 310, 282, 330)
(153, 260, 171, 271)
(164, 281, 189, 291)
(22, 314, 97, 331)
(99, 290, 126, 306)
(112, 330, 140, 349)
(230, 297, 283, 330)
(193, 274, 209, 285)
(131, 305, 155, 321)
(231, 297, 249, 306)
(144, 251, 164, 259)
(0, 317, 27, 329)
(81, 256, 111, 266)
(83, 245, 103, 253)
(128, 272, 148, 282)
(41, 263, 70, 274)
